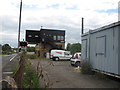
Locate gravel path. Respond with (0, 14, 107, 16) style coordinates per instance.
(31, 59, 120, 88)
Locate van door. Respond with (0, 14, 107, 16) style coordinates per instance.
(64, 52, 71, 59)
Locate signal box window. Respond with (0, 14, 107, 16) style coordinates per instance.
(35, 35, 39, 37)
(53, 36, 56, 40)
(20, 42, 27, 47)
(57, 36, 61, 40)
(28, 35, 32, 37)
(61, 36, 64, 40)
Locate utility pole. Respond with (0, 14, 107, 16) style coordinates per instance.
(18, 0, 22, 52)
(81, 17, 84, 35)
(41, 26, 43, 29)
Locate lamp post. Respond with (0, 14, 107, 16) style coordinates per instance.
(18, 0, 22, 52)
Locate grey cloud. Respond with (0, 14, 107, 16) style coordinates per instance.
(1, 34, 18, 48)
(1, 15, 85, 47)
(2, 16, 19, 33)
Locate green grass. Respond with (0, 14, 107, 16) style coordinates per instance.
(93, 72, 108, 80)
(12, 51, 41, 88)
(1, 51, 17, 55)
(23, 62, 40, 88)
(26, 54, 37, 59)
(36, 57, 51, 61)
(26, 54, 51, 61)
(12, 62, 19, 76)
(2, 52, 8, 55)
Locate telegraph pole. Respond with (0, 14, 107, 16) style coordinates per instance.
(81, 17, 84, 35)
(41, 26, 43, 29)
(18, 0, 22, 52)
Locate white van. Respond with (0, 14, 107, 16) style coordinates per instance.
(50, 50, 72, 61)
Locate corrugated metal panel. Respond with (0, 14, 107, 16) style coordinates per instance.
(81, 39, 88, 59)
(118, 1, 120, 21)
(118, 26, 120, 75)
(112, 26, 119, 74)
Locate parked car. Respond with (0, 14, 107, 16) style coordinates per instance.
(70, 52, 81, 67)
(50, 50, 72, 61)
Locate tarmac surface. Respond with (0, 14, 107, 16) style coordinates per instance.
(31, 59, 120, 88)
(2, 54, 19, 79)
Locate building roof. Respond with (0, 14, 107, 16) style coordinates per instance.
(82, 21, 120, 37)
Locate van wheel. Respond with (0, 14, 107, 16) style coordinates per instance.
(55, 57, 59, 61)
(75, 62, 80, 67)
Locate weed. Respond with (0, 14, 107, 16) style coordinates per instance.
(81, 60, 92, 74)
(26, 54, 37, 59)
(23, 62, 40, 88)
(94, 72, 108, 80)
(12, 62, 19, 76)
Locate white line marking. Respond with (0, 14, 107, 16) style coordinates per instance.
(10, 55, 17, 62)
(3, 72, 13, 74)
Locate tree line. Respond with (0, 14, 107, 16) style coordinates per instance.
(1, 44, 12, 53)
(66, 43, 81, 55)
(0, 43, 81, 54)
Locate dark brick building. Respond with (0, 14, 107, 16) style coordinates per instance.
(26, 29, 65, 57)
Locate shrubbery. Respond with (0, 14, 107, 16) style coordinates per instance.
(81, 60, 92, 74)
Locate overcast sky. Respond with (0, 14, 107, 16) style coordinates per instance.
(0, 0, 119, 48)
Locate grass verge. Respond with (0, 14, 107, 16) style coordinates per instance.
(23, 61, 40, 88)
(12, 52, 41, 88)
(12, 62, 19, 76)
(26, 54, 51, 61)
(26, 54, 37, 59)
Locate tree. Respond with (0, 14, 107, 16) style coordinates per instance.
(2, 44, 12, 52)
(66, 43, 71, 51)
(70, 43, 81, 55)
(0, 44, 2, 53)
(0, 44, 2, 49)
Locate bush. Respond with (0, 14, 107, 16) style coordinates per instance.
(81, 60, 92, 74)
(27, 47, 35, 52)
(2, 51, 8, 55)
